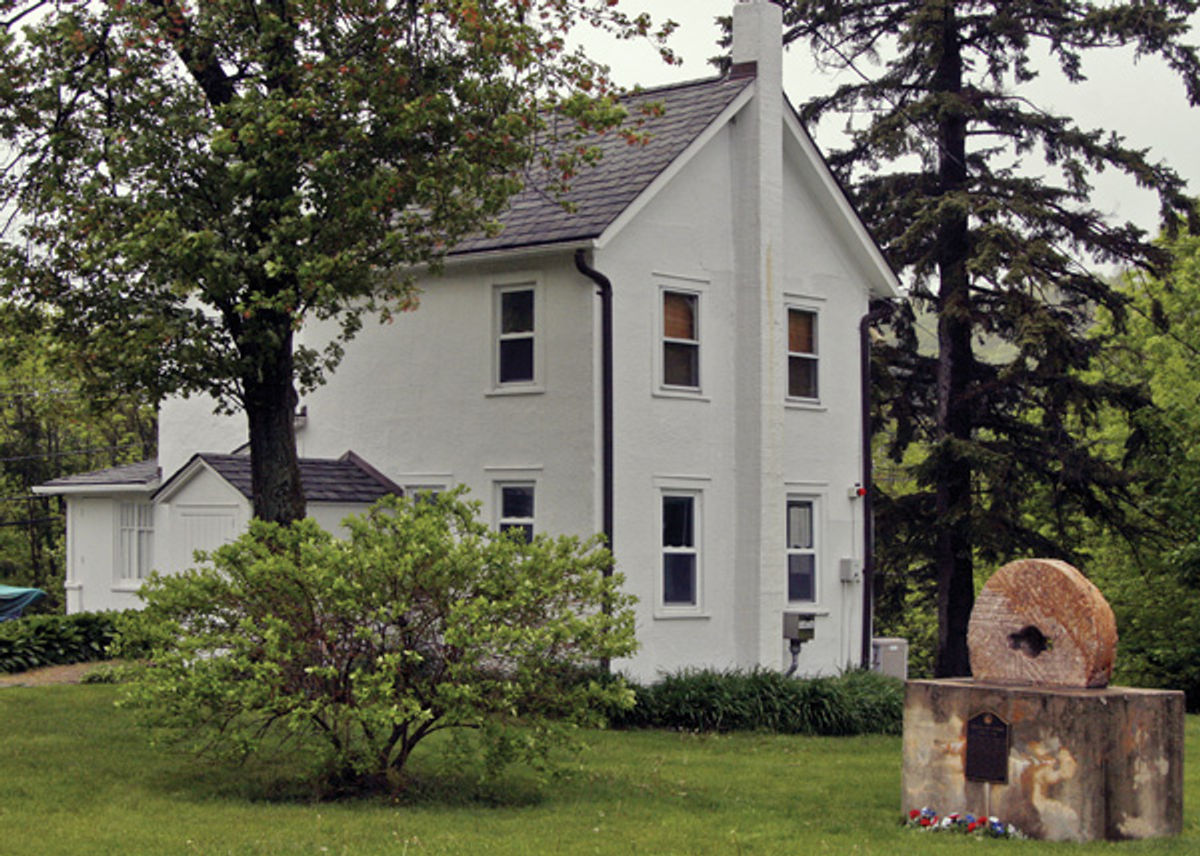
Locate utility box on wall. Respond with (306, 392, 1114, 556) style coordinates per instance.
(872, 637, 908, 680)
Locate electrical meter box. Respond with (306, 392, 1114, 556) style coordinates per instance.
(871, 637, 909, 680)
(782, 612, 816, 642)
(839, 557, 863, 583)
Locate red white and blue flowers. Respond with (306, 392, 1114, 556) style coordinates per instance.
(906, 807, 1025, 838)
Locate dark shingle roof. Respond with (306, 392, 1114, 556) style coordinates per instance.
(184, 452, 401, 504)
(38, 459, 160, 489)
(451, 74, 753, 256)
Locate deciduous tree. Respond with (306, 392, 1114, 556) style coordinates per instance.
(1, 0, 673, 522)
(120, 490, 636, 793)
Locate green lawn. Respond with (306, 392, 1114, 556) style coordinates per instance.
(0, 685, 1196, 855)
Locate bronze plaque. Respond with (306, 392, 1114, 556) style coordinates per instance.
(965, 712, 1009, 783)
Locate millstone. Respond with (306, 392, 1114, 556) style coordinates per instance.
(967, 558, 1117, 688)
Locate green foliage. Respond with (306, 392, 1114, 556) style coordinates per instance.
(0, 611, 120, 673)
(612, 668, 903, 736)
(120, 489, 637, 794)
(0, 0, 675, 522)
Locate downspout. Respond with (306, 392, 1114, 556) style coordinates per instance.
(574, 249, 614, 563)
(859, 304, 884, 669)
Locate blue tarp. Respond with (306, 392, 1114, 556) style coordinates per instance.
(0, 585, 45, 621)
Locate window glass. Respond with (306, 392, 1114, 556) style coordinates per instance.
(663, 292, 696, 339)
(662, 494, 694, 547)
(663, 554, 697, 604)
(788, 308, 818, 399)
(501, 289, 534, 334)
(499, 338, 534, 383)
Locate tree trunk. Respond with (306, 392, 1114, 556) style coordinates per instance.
(932, 1, 975, 678)
(242, 319, 306, 524)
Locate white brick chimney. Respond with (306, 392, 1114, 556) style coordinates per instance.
(729, 0, 789, 670)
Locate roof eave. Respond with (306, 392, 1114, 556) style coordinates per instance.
(33, 481, 161, 497)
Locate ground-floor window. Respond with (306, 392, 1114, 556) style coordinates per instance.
(117, 502, 154, 580)
(497, 483, 535, 543)
(787, 497, 817, 602)
(662, 492, 699, 605)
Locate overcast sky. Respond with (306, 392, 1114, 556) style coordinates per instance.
(576, 0, 1200, 238)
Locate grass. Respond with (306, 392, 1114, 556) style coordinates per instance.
(0, 684, 1197, 855)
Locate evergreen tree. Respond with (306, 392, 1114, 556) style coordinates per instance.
(773, 0, 1200, 675)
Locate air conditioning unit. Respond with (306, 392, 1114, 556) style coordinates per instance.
(871, 637, 909, 681)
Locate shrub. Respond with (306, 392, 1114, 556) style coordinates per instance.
(0, 611, 120, 674)
(612, 668, 903, 736)
(120, 490, 638, 794)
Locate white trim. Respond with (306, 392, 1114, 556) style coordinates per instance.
(596, 85, 757, 250)
(483, 465, 543, 474)
(33, 482, 159, 496)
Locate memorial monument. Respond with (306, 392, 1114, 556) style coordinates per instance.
(902, 558, 1184, 841)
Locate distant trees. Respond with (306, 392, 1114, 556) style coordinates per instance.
(1, 0, 673, 524)
(772, 0, 1200, 675)
(0, 312, 154, 604)
(1085, 227, 1200, 707)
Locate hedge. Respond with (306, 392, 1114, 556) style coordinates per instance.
(0, 612, 121, 674)
(610, 668, 904, 736)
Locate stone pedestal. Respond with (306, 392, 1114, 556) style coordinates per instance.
(902, 679, 1184, 841)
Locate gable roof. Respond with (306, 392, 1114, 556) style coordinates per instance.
(155, 451, 401, 505)
(33, 459, 161, 495)
(450, 74, 754, 257)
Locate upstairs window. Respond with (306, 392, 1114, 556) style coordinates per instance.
(662, 290, 699, 389)
(117, 502, 154, 580)
(498, 483, 535, 543)
(497, 286, 535, 385)
(786, 498, 816, 602)
(788, 308, 818, 399)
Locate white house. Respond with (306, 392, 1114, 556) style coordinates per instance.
(37, 1, 900, 682)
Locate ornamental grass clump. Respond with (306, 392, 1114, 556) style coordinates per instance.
(119, 489, 637, 795)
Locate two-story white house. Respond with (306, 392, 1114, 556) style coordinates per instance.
(37, 1, 899, 682)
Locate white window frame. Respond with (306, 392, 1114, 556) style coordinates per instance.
(492, 280, 543, 393)
(655, 277, 708, 398)
(786, 304, 819, 403)
(495, 481, 536, 542)
(659, 488, 703, 613)
(786, 495, 819, 604)
(115, 501, 154, 582)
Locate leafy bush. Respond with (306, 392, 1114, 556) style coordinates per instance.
(0, 611, 120, 674)
(119, 490, 638, 794)
(612, 668, 903, 736)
